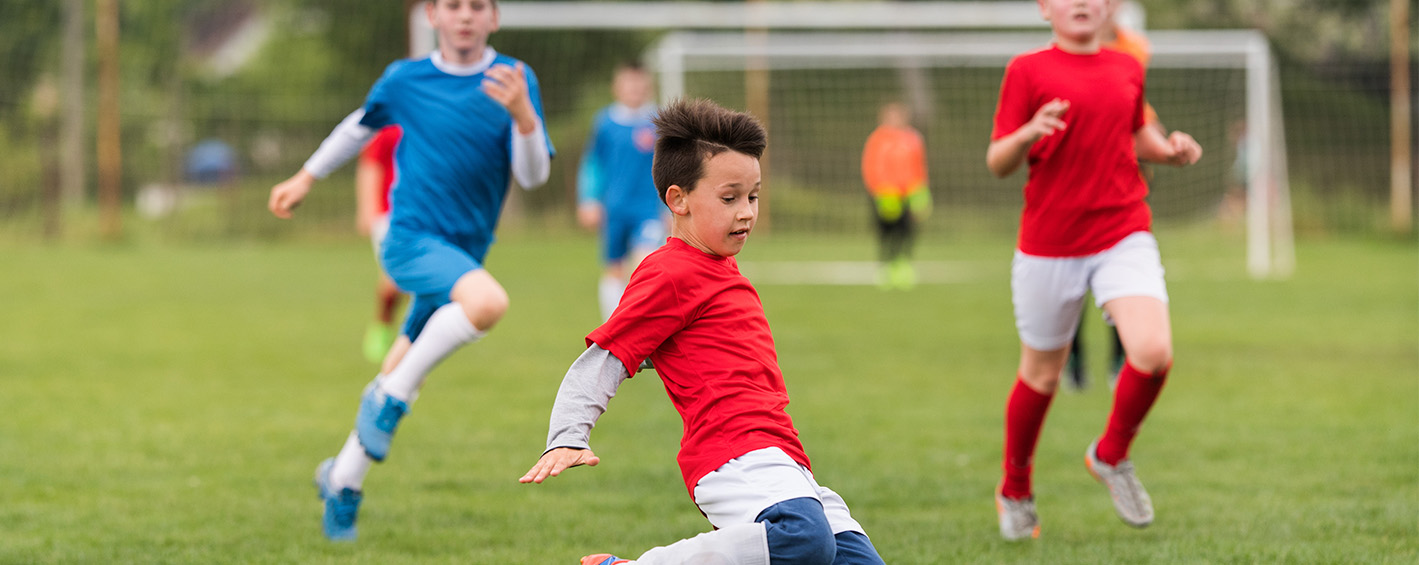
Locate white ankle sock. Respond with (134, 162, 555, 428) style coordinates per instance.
(329, 432, 374, 491)
(381, 303, 484, 402)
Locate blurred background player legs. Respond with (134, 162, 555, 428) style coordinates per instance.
(576, 63, 665, 321)
(861, 102, 931, 290)
(356, 125, 406, 363)
(1063, 302, 1126, 392)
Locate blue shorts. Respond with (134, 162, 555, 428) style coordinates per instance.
(601, 214, 666, 264)
(380, 229, 489, 340)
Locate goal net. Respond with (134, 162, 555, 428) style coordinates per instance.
(651, 29, 1294, 278)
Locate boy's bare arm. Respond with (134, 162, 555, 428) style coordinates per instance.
(1134, 125, 1202, 166)
(354, 157, 382, 235)
(520, 344, 630, 484)
(987, 98, 1070, 178)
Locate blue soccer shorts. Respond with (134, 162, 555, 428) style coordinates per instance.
(380, 229, 488, 340)
(601, 214, 667, 264)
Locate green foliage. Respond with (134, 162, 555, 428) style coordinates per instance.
(0, 230, 1413, 563)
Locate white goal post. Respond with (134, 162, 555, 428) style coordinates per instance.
(651, 29, 1293, 279)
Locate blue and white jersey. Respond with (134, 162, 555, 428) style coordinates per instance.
(359, 48, 555, 250)
(578, 104, 662, 222)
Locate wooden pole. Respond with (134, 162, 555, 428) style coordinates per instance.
(1391, 0, 1413, 233)
(95, 0, 122, 240)
(61, 0, 86, 211)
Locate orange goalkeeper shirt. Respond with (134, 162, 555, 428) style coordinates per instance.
(861, 125, 927, 198)
(1104, 26, 1159, 125)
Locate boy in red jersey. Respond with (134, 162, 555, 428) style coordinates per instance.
(355, 125, 406, 362)
(521, 99, 885, 565)
(986, 0, 1201, 541)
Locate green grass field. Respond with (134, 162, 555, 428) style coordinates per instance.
(1, 228, 1414, 563)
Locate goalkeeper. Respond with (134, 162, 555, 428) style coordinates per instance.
(860, 102, 931, 290)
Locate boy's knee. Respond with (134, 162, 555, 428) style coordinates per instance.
(758, 497, 836, 565)
(1127, 341, 1172, 374)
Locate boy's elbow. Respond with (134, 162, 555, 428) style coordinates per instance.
(986, 157, 1012, 179)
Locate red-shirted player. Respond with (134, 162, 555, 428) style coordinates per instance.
(355, 125, 406, 363)
(521, 99, 885, 565)
(986, 0, 1201, 541)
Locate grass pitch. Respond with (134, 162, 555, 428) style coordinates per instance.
(0, 228, 1413, 563)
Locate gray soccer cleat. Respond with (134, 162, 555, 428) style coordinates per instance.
(1085, 440, 1154, 528)
(994, 485, 1040, 541)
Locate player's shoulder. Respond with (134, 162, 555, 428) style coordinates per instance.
(1006, 46, 1056, 68)
(376, 55, 432, 82)
(1097, 47, 1146, 76)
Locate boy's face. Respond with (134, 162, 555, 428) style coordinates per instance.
(428, 0, 499, 53)
(667, 151, 761, 257)
(612, 69, 653, 109)
(1038, 0, 1108, 43)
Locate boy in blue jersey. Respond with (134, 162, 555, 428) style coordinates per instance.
(267, 0, 553, 541)
(576, 63, 668, 321)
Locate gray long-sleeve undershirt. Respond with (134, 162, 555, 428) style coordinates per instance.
(544, 344, 630, 453)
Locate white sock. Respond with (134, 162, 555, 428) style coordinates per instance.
(598, 275, 625, 322)
(633, 522, 769, 565)
(381, 303, 484, 402)
(329, 432, 374, 491)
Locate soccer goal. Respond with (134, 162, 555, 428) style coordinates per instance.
(650, 29, 1294, 279)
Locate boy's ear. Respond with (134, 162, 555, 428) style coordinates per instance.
(665, 185, 690, 216)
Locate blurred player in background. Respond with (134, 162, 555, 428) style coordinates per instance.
(522, 99, 885, 565)
(267, 0, 553, 542)
(986, 0, 1200, 541)
(1064, 0, 1166, 392)
(576, 63, 666, 321)
(861, 102, 931, 290)
(355, 125, 405, 363)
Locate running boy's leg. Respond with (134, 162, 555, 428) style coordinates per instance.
(1088, 232, 1172, 527)
(1000, 251, 1089, 538)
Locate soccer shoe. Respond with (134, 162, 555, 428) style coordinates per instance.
(994, 486, 1040, 541)
(1085, 440, 1154, 528)
(363, 323, 395, 363)
(314, 457, 363, 541)
(356, 380, 409, 462)
(580, 554, 631, 565)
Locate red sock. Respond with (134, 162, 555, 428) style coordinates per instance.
(377, 290, 401, 325)
(1097, 361, 1170, 465)
(1002, 378, 1054, 500)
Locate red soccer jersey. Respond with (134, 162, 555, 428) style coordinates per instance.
(586, 237, 810, 497)
(991, 46, 1150, 257)
(359, 125, 402, 215)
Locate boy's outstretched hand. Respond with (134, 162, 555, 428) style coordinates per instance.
(268, 170, 315, 219)
(520, 447, 600, 484)
(482, 62, 538, 135)
(1164, 131, 1203, 166)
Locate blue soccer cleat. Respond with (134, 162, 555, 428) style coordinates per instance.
(314, 458, 363, 541)
(580, 555, 630, 565)
(356, 380, 409, 462)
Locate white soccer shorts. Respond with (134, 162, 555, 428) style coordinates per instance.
(1011, 231, 1169, 351)
(692, 447, 867, 536)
